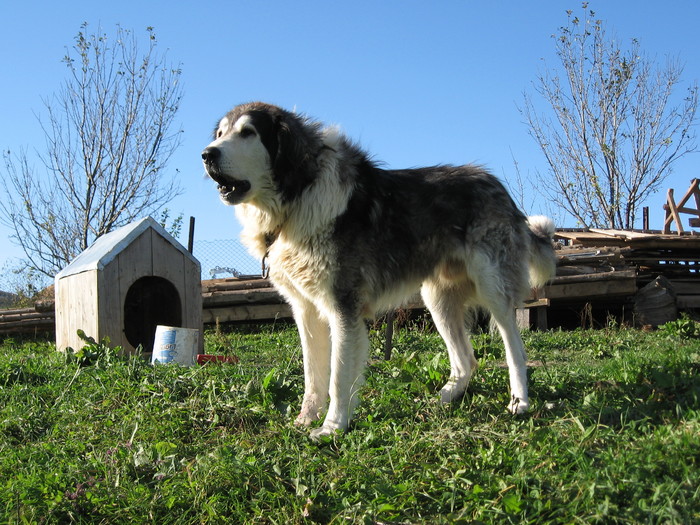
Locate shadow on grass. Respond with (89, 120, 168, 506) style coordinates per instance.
(529, 357, 700, 427)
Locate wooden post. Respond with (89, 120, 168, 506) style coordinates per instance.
(663, 179, 700, 234)
(383, 310, 395, 360)
(188, 216, 196, 254)
(643, 206, 649, 231)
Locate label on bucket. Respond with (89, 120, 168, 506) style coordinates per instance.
(152, 325, 197, 366)
(153, 329, 177, 363)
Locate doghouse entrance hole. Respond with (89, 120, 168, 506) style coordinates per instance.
(124, 276, 182, 353)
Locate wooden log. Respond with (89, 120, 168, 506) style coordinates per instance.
(202, 288, 283, 307)
(201, 277, 271, 293)
(543, 277, 637, 300)
(556, 265, 624, 277)
(549, 268, 636, 285)
(203, 303, 293, 323)
(0, 316, 55, 333)
(0, 309, 49, 323)
(556, 251, 623, 265)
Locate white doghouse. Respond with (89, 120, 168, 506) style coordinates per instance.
(55, 217, 202, 356)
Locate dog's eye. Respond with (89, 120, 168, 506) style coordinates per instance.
(239, 127, 257, 138)
(216, 129, 223, 138)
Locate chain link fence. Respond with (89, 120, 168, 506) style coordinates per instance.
(192, 239, 261, 279)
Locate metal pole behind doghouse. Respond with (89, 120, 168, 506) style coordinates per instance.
(188, 216, 196, 254)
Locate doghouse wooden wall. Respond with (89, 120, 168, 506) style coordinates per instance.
(55, 218, 202, 355)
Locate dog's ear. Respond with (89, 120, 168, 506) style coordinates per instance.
(273, 115, 315, 199)
(273, 116, 298, 174)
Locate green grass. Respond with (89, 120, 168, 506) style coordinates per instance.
(1, 320, 699, 524)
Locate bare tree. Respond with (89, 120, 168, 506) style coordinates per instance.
(1, 24, 183, 277)
(521, 5, 698, 229)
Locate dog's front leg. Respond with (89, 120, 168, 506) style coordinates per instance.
(292, 300, 331, 427)
(310, 315, 369, 440)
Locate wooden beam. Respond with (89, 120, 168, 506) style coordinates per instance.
(665, 188, 684, 234)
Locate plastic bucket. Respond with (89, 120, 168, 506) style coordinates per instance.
(151, 325, 198, 366)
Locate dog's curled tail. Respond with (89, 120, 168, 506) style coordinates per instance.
(526, 215, 557, 288)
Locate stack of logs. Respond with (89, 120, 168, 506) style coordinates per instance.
(2, 228, 699, 334)
(201, 277, 291, 324)
(553, 229, 700, 310)
(0, 300, 56, 335)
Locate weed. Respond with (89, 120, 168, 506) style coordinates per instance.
(659, 313, 700, 340)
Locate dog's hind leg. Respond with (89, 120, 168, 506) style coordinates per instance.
(490, 306, 530, 414)
(421, 278, 478, 404)
(310, 314, 369, 440)
(291, 298, 332, 427)
(469, 251, 531, 414)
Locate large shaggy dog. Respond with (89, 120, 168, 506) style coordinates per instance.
(202, 102, 556, 439)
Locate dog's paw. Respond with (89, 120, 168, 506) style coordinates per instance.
(294, 414, 318, 427)
(294, 398, 324, 427)
(309, 425, 343, 442)
(439, 376, 470, 404)
(507, 396, 530, 415)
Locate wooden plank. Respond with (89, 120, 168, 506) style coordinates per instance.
(0, 317, 55, 333)
(202, 288, 283, 307)
(554, 231, 612, 243)
(665, 188, 684, 234)
(99, 255, 123, 349)
(517, 305, 548, 330)
(589, 228, 659, 240)
(557, 245, 623, 258)
(669, 281, 700, 294)
(118, 230, 152, 283)
(183, 253, 203, 354)
(202, 278, 272, 293)
(203, 303, 294, 323)
(56, 270, 99, 352)
(522, 298, 550, 308)
(0, 310, 50, 323)
(543, 277, 637, 300)
(152, 230, 186, 294)
(678, 296, 700, 308)
(676, 178, 700, 208)
(549, 268, 636, 285)
(557, 265, 621, 277)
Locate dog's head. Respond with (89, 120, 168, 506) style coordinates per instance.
(202, 102, 319, 206)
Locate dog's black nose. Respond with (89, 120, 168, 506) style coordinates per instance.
(201, 147, 221, 163)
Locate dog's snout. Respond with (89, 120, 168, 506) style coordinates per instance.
(201, 146, 221, 164)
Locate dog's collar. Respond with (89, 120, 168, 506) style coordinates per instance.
(261, 229, 280, 279)
(264, 230, 279, 249)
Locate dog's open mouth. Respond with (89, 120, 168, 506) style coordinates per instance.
(217, 179, 251, 204)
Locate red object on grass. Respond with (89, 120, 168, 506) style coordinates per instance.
(196, 354, 239, 365)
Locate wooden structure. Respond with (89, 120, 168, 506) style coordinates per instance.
(543, 228, 700, 328)
(201, 278, 291, 323)
(0, 304, 56, 334)
(664, 178, 700, 234)
(554, 228, 700, 309)
(4, 228, 700, 336)
(54, 217, 202, 355)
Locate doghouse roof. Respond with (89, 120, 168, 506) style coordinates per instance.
(55, 216, 197, 279)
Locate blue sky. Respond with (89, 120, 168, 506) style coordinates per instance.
(1, 1, 699, 284)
